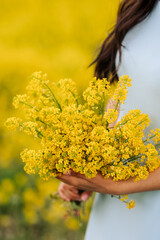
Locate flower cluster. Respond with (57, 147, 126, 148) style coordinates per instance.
(5, 72, 160, 209)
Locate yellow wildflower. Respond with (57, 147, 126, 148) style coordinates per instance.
(4, 117, 22, 130)
(127, 200, 135, 209)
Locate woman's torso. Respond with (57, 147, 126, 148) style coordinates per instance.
(85, 2, 160, 240)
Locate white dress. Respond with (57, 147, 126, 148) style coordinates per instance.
(85, 2, 160, 240)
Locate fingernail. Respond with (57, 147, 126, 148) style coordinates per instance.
(81, 193, 88, 201)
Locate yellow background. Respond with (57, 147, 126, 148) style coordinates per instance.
(0, 0, 119, 239)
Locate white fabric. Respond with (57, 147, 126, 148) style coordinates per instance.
(85, 2, 160, 240)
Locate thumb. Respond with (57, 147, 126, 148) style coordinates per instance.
(80, 191, 92, 201)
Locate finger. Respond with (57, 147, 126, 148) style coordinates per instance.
(59, 182, 79, 194)
(57, 175, 87, 189)
(59, 190, 70, 202)
(63, 183, 79, 193)
(70, 187, 79, 194)
(57, 175, 96, 192)
(67, 191, 81, 201)
(57, 173, 90, 185)
(68, 171, 96, 186)
(59, 183, 80, 198)
(80, 191, 92, 201)
(61, 188, 81, 201)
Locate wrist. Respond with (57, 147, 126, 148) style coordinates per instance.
(103, 167, 160, 195)
(101, 177, 124, 195)
(102, 176, 141, 195)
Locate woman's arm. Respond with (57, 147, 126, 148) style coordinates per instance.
(117, 167, 160, 194)
(57, 167, 160, 196)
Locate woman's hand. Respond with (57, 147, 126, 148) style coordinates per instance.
(57, 171, 116, 195)
(58, 182, 92, 202)
(57, 167, 160, 196)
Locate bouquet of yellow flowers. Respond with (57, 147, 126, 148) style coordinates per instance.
(5, 72, 160, 209)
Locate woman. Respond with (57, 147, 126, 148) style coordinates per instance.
(58, 0, 160, 239)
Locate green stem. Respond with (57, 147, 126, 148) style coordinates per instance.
(36, 119, 48, 126)
(123, 154, 142, 165)
(20, 101, 49, 127)
(40, 98, 46, 106)
(135, 118, 148, 127)
(111, 195, 120, 199)
(119, 113, 140, 126)
(35, 129, 44, 138)
(111, 195, 132, 206)
(19, 123, 43, 139)
(34, 76, 62, 112)
(114, 99, 120, 112)
(143, 134, 156, 143)
(19, 101, 39, 112)
(67, 88, 79, 107)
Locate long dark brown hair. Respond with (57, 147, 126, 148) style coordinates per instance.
(91, 0, 158, 83)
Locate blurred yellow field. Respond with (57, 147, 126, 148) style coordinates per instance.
(0, 0, 119, 239)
